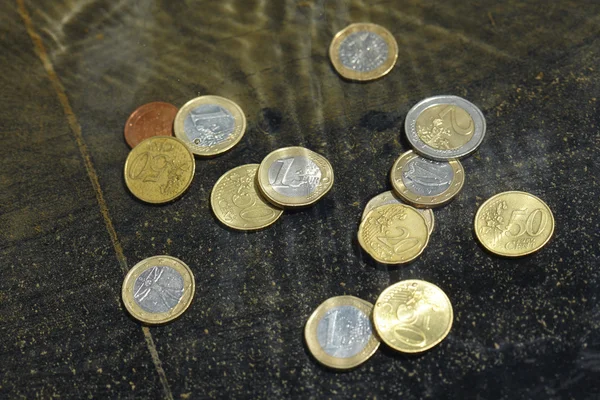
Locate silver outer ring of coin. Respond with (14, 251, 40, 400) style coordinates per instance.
(405, 95, 486, 161)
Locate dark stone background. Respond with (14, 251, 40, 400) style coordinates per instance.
(1, 0, 599, 399)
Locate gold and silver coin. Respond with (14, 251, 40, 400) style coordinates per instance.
(358, 204, 429, 264)
(363, 191, 435, 234)
(390, 150, 464, 208)
(122, 256, 195, 325)
(475, 191, 555, 257)
(305, 296, 380, 369)
(257, 147, 334, 208)
(329, 23, 398, 81)
(405, 95, 486, 161)
(174, 95, 246, 156)
(211, 164, 283, 230)
(124, 136, 195, 204)
(373, 280, 453, 353)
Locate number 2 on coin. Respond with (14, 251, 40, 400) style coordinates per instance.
(377, 224, 420, 255)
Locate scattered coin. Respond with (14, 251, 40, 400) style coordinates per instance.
(305, 295, 380, 369)
(474, 191, 555, 257)
(358, 204, 429, 264)
(405, 95, 486, 161)
(124, 136, 195, 204)
(363, 191, 435, 234)
(211, 164, 283, 230)
(122, 255, 195, 325)
(390, 150, 464, 208)
(124, 102, 178, 148)
(329, 23, 398, 81)
(373, 279, 453, 353)
(257, 146, 334, 207)
(174, 95, 246, 156)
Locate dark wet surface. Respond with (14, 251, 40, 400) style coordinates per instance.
(1, 0, 600, 398)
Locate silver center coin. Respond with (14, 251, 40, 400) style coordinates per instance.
(267, 156, 321, 197)
(402, 156, 453, 196)
(339, 31, 388, 72)
(184, 104, 235, 146)
(133, 266, 185, 313)
(316, 305, 372, 358)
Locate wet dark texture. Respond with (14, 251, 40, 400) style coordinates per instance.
(1, 1, 599, 399)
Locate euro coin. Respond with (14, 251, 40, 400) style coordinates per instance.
(329, 23, 398, 81)
(391, 150, 464, 208)
(124, 102, 178, 148)
(257, 147, 334, 207)
(362, 191, 435, 234)
(122, 255, 195, 325)
(373, 280, 453, 353)
(405, 95, 486, 160)
(174, 95, 246, 156)
(305, 296, 380, 369)
(358, 204, 429, 264)
(211, 164, 283, 230)
(474, 191, 555, 257)
(124, 136, 195, 204)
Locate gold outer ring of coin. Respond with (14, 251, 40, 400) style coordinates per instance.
(362, 191, 435, 235)
(210, 164, 283, 231)
(257, 146, 334, 208)
(474, 191, 555, 257)
(124, 136, 195, 204)
(304, 295, 380, 369)
(329, 23, 399, 81)
(373, 279, 453, 353)
(122, 255, 195, 325)
(390, 150, 464, 208)
(358, 204, 430, 264)
(173, 95, 246, 156)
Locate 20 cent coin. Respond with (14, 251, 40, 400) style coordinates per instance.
(373, 280, 453, 353)
(474, 191, 555, 257)
(362, 191, 434, 234)
(305, 296, 380, 369)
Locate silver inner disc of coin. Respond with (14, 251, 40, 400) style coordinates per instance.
(183, 104, 235, 146)
(339, 31, 388, 72)
(316, 305, 372, 358)
(401, 157, 453, 196)
(267, 156, 321, 197)
(133, 266, 185, 313)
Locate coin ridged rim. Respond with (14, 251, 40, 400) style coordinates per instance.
(122, 255, 195, 325)
(210, 164, 283, 231)
(124, 102, 177, 148)
(362, 191, 435, 234)
(474, 190, 555, 257)
(174, 95, 246, 156)
(358, 204, 430, 264)
(123, 136, 196, 204)
(390, 150, 464, 208)
(405, 95, 486, 160)
(305, 296, 380, 369)
(329, 23, 398, 81)
(373, 280, 453, 353)
(257, 146, 334, 208)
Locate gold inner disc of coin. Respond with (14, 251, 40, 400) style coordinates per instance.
(391, 150, 464, 208)
(362, 191, 435, 234)
(373, 279, 453, 353)
(257, 146, 334, 208)
(124, 136, 195, 204)
(305, 296, 380, 369)
(474, 191, 555, 257)
(122, 255, 195, 325)
(415, 104, 475, 150)
(329, 23, 398, 81)
(358, 204, 429, 264)
(211, 164, 283, 230)
(174, 95, 246, 157)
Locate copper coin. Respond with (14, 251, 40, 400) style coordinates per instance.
(124, 102, 178, 148)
